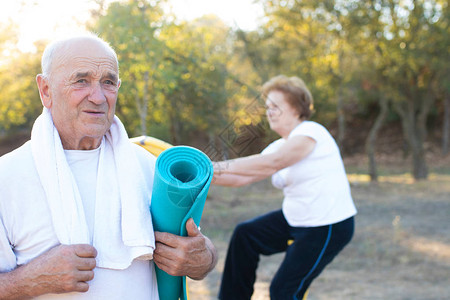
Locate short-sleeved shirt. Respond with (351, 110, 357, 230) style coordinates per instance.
(262, 121, 357, 227)
(0, 142, 159, 299)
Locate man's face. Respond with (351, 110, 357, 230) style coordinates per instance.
(39, 38, 120, 150)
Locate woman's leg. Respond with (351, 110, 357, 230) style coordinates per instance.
(219, 210, 291, 300)
(269, 217, 355, 300)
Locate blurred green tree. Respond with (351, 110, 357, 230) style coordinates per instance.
(0, 22, 43, 136)
(90, 0, 232, 147)
(363, 0, 448, 180)
(89, 0, 166, 138)
(255, 0, 449, 180)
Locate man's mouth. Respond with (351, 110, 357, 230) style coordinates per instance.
(84, 110, 105, 115)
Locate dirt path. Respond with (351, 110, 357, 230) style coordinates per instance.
(187, 174, 450, 300)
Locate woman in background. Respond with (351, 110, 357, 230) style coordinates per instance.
(213, 75, 357, 300)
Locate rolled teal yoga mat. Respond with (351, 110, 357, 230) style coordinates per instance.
(150, 146, 213, 300)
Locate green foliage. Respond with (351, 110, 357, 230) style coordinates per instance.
(154, 16, 232, 144)
(90, 1, 233, 145)
(0, 0, 448, 178)
(89, 0, 166, 137)
(0, 39, 43, 133)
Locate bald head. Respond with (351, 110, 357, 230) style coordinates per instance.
(41, 33, 119, 80)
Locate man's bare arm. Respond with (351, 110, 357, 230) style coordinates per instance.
(0, 244, 97, 299)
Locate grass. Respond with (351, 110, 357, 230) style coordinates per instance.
(187, 166, 450, 300)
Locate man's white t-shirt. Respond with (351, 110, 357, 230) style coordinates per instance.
(0, 142, 159, 299)
(65, 148, 100, 244)
(262, 121, 357, 227)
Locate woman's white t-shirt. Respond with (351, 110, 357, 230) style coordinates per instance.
(262, 121, 357, 227)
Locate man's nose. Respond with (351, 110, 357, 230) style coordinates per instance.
(88, 82, 107, 104)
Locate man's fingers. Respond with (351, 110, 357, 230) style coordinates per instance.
(153, 252, 183, 276)
(73, 244, 97, 258)
(76, 270, 95, 282)
(154, 219, 201, 248)
(74, 281, 90, 293)
(154, 231, 181, 248)
(153, 241, 177, 260)
(186, 218, 201, 237)
(76, 257, 97, 271)
(153, 258, 171, 274)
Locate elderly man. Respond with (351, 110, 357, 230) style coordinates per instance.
(0, 34, 217, 299)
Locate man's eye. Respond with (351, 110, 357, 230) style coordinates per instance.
(76, 79, 87, 84)
(104, 80, 114, 85)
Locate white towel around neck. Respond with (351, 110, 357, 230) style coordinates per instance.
(30, 108, 155, 269)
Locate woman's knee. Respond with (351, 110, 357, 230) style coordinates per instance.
(231, 221, 253, 241)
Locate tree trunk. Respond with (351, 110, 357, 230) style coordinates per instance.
(365, 97, 389, 182)
(414, 89, 434, 179)
(140, 71, 149, 136)
(336, 87, 345, 153)
(443, 94, 450, 155)
(204, 134, 229, 161)
(236, 30, 269, 83)
(168, 98, 181, 145)
(394, 100, 429, 180)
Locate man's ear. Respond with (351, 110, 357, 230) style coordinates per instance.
(36, 74, 52, 108)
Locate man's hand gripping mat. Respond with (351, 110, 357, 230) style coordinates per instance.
(150, 146, 213, 300)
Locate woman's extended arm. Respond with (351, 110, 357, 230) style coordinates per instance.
(211, 171, 267, 187)
(213, 135, 316, 186)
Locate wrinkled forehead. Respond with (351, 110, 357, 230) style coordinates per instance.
(52, 38, 119, 76)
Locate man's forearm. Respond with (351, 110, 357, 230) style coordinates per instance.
(0, 244, 97, 299)
(0, 266, 37, 300)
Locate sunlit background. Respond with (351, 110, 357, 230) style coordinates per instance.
(0, 0, 263, 53)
